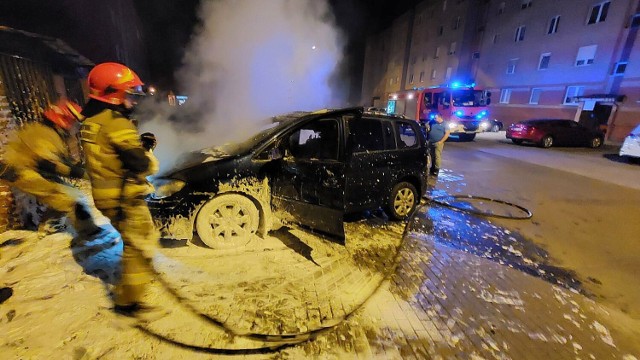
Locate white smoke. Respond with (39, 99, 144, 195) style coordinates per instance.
(139, 0, 347, 174)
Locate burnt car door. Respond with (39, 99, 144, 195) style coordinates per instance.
(269, 116, 346, 239)
(344, 117, 395, 211)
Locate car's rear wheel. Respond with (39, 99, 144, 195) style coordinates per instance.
(590, 136, 603, 148)
(195, 194, 260, 249)
(511, 139, 523, 145)
(387, 182, 418, 220)
(540, 135, 554, 148)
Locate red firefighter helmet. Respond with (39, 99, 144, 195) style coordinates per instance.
(43, 100, 83, 130)
(87, 62, 144, 105)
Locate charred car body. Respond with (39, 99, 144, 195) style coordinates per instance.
(147, 107, 429, 249)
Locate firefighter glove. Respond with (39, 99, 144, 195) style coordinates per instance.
(69, 163, 85, 179)
(140, 132, 157, 151)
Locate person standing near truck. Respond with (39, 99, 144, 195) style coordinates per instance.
(427, 114, 450, 176)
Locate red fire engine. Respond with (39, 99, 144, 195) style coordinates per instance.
(386, 82, 492, 141)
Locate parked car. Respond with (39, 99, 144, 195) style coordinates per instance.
(619, 123, 640, 163)
(147, 107, 429, 249)
(506, 119, 604, 148)
(487, 119, 503, 132)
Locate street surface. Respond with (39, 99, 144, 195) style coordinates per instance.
(441, 132, 640, 320)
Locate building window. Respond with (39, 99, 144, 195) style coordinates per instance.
(548, 16, 560, 34)
(438, 25, 444, 36)
(419, 71, 425, 82)
(613, 62, 627, 75)
(521, 0, 532, 9)
(530, 88, 542, 104)
(500, 89, 512, 103)
(575, 45, 597, 66)
(445, 67, 452, 80)
(515, 26, 526, 42)
(472, 52, 480, 59)
(564, 86, 585, 105)
(431, 69, 437, 80)
(588, 1, 610, 24)
(409, 73, 415, 83)
(453, 16, 461, 30)
(632, 13, 640, 27)
(538, 53, 551, 69)
(395, 76, 399, 84)
(493, 34, 500, 44)
(389, 78, 393, 86)
(498, 2, 505, 14)
(434, 47, 441, 59)
(449, 42, 457, 55)
(507, 58, 518, 74)
(417, 14, 423, 25)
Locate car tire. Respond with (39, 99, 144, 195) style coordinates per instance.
(590, 136, 603, 148)
(540, 135, 554, 148)
(491, 124, 500, 132)
(459, 133, 476, 141)
(195, 193, 260, 249)
(511, 139, 523, 145)
(386, 181, 418, 220)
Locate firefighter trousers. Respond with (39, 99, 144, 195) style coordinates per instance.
(99, 197, 158, 306)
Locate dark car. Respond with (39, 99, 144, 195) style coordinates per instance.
(506, 119, 604, 148)
(488, 119, 503, 132)
(147, 107, 429, 249)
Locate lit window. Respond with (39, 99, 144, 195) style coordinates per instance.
(575, 45, 597, 66)
(538, 53, 551, 70)
(548, 16, 560, 34)
(389, 78, 393, 86)
(419, 71, 425, 82)
(500, 89, 512, 104)
(515, 25, 526, 42)
(588, 1, 610, 24)
(521, 0, 532, 9)
(431, 69, 437, 80)
(530, 88, 542, 104)
(507, 58, 518, 74)
(564, 86, 585, 105)
(445, 67, 452, 80)
(395, 76, 399, 84)
(449, 42, 457, 55)
(613, 62, 627, 75)
(498, 2, 505, 14)
(434, 47, 441, 59)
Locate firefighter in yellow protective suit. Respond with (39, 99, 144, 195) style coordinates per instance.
(79, 62, 160, 315)
(0, 100, 102, 237)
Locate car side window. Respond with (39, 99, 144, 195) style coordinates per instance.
(349, 118, 384, 153)
(383, 122, 397, 150)
(396, 122, 418, 148)
(288, 118, 339, 160)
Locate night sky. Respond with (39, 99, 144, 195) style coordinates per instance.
(1, 0, 422, 101)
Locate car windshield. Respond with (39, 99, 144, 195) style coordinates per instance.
(451, 89, 486, 107)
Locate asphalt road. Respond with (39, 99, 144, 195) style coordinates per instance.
(432, 131, 640, 320)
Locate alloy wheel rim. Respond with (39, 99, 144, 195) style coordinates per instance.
(209, 203, 253, 244)
(394, 188, 415, 216)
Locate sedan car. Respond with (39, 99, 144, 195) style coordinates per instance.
(147, 107, 429, 249)
(619, 123, 640, 163)
(506, 119, 604, 148)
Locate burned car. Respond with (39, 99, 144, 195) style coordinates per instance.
(147, 107, 429, 249)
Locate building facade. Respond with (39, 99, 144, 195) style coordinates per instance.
(362, 0, 640, 142)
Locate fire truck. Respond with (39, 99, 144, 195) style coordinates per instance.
(386, 82, 492, 141)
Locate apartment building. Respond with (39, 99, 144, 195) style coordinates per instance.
(362, 0, 640, 142)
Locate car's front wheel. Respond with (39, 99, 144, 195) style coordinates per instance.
(195, 193, 260, 249)
(540, 135, 554, 148)
(387, 182, 418, 220)
(491, 124, 500, 132)
(590, 136, 603, 148)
